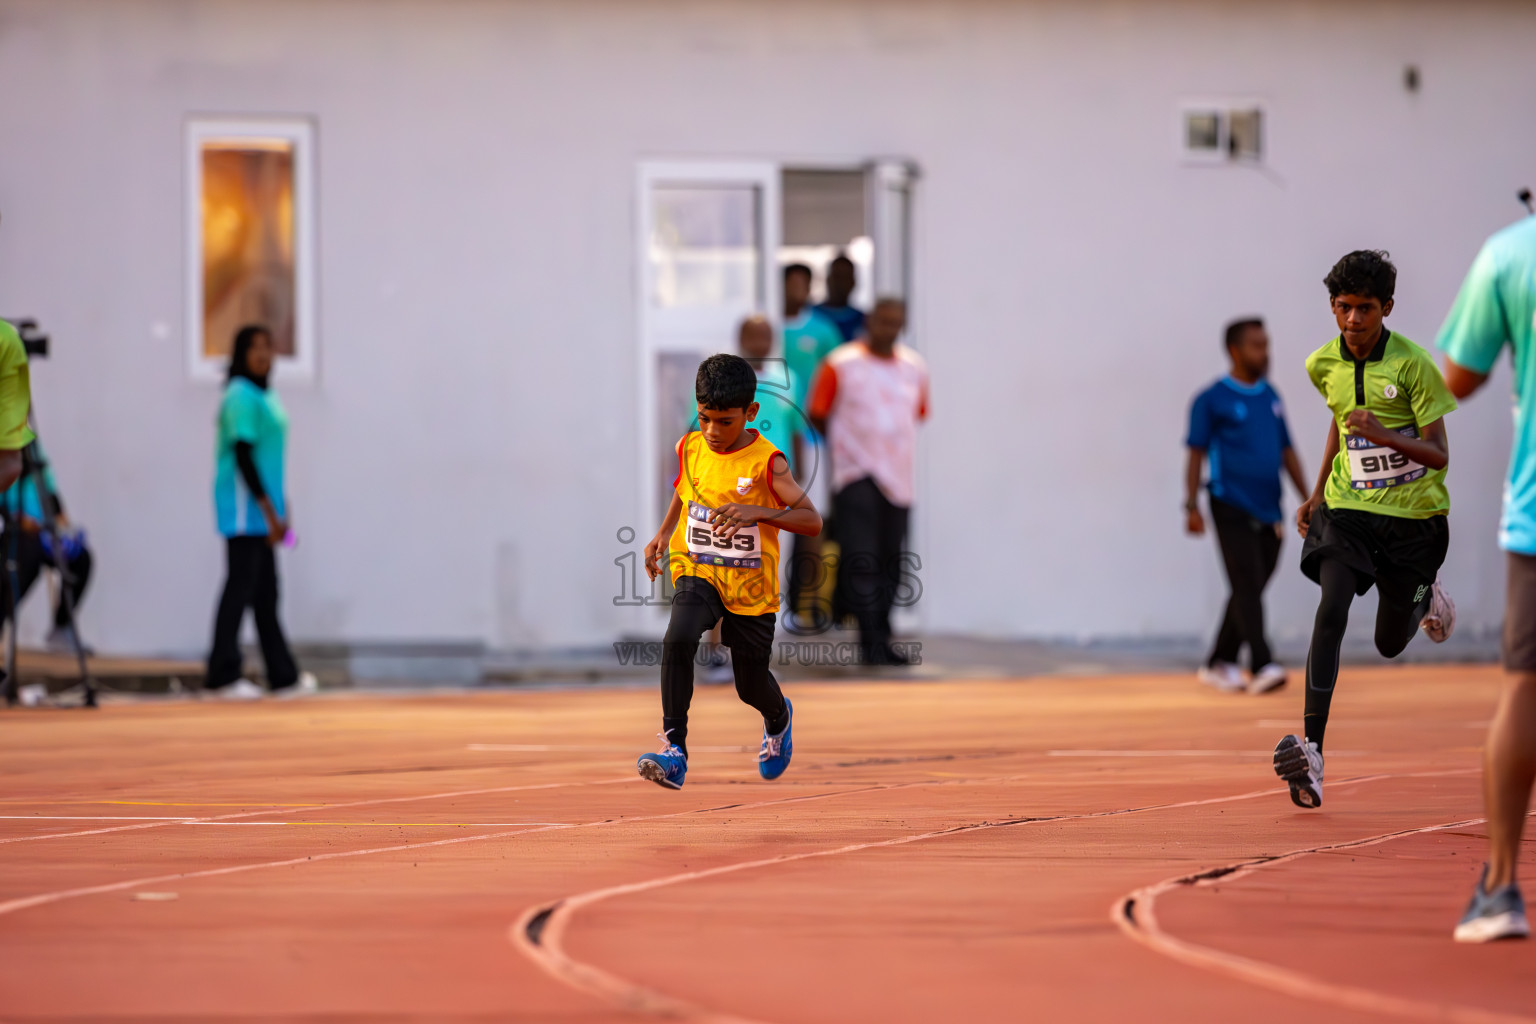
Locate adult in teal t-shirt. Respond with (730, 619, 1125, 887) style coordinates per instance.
(214, 373, 288, 536)
(205, 325, 311, 699)
(730, 315, 804, 471)
(1438, 215, 1536, 940)
(782, 264, 843, 418)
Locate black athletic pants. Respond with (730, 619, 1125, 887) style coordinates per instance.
(1303, 558, 1431, 751)
(205, 536, 298, 690)
(833, 476, 910, 663)
(1207, 497, 1281, 671)
(0, 530, 92, 629)
(661, 576, 787, 758)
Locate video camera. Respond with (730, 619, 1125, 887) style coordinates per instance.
(6, 319, 49, 359)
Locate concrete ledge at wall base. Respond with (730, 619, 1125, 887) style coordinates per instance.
(293, 641, 485, 688)
(293, 641, 654, 688)
(2, 627, 1506, 700)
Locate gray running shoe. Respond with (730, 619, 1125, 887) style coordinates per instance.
(1273, 734, 1323, 808)
(1454, 869, 1529, 943)
(1421, 576, 1456, 643)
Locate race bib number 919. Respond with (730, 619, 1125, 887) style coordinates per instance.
(1346, 426, 1426, 490)
(685, 501, 762, 568)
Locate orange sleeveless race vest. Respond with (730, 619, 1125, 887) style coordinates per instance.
(667, 430, 787, 615)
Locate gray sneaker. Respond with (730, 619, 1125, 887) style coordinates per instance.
(1454, 869, 1529, 943)
(1421, 577, 1456, 643)
(1273, 734, 1324, 808)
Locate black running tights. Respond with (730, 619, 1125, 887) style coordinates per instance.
(1304, 558, 1430, 751)
(661, 578, 787, 758)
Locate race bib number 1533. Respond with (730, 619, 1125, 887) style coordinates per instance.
(685, 501, 762, 568)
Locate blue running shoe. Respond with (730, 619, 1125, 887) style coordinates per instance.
(758, 699, 793, 780)
(1454, 867, 1529, 943)
(636, 733, 687, 790)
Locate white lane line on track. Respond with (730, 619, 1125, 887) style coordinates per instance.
(0, 777, 964, 921)
(509, 767, 1482, 1023)
(0, 816, 193, 821)
(0, 778, 633, 846)
(470, 744, 751, 753)
(509, 771, 1472, 1021)
(1048, 749, 1367, 757)
(182, 821, 572, 827)
(1114, 811, 1536, 1024)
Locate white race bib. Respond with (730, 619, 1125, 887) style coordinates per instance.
(1346, 426, 1426, 490)
(684, 500, 762, 568)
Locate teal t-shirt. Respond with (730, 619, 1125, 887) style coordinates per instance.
(751, 375, 803, 474)
(782, 309, 842, 418)
(214, 377, 288, 537)
(1438, 216, 1536, 554)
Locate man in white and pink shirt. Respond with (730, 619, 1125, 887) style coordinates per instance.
(807, 297, 929, 665)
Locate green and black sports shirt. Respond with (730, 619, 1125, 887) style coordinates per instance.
(1304, 330, 1457, 519)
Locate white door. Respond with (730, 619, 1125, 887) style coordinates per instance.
(866, 160, 917, 301)
(866, 159, 924, 633)
(636, 162, 782, 539)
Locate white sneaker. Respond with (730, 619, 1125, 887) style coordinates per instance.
(17, 682, 48, 707)
(215, 679, 264, 701)
(1273, 734, 1324, 808)
(273, 671, 320, 700)
(1421, 577, 1456, 643)
(1197, 661, 1245, 693)
(1248, 663, 1288, 695)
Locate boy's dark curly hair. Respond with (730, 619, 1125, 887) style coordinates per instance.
(696, 353, 757, 411)
(1324, 250, 1396, 303)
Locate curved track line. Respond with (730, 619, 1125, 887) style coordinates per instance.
(511, 768, 1481, 1020)
(1115, 813, 1536, 1024)
(0, 777, 633, 846)
(510, 775, 1398, 1020)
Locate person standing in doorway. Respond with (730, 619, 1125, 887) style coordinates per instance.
(1185, 318, 1309, 695)
(780, 265, 841, 629)
(808, 297, 927, 665)
(1439, 214, 1536, 943)
(815, 253, 866, 343)
(205, 325, 316, 700)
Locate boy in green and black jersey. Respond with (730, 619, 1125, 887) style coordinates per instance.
(1274, 250, 1458, 809)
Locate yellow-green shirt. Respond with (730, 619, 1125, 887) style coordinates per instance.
(0, 321, 35, 451)
(1305, 330, 1456, 520)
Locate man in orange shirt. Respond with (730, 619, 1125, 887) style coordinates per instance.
(808, 297, 928, 665)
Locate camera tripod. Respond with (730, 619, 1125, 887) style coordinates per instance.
(2, 439, 96, 708)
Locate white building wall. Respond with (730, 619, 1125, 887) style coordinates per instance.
(0, 0, 1532, 655)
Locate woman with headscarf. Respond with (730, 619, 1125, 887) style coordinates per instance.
(205, 324, 316, 699)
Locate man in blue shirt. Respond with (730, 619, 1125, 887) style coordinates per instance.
(814, 254, 866, 343)
(1186, 318, 1310, 694)
(1440, 214, 1536, 943)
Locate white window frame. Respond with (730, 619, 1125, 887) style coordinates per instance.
(185, 117, 318, 383)
(1178, 100, 1266, 166)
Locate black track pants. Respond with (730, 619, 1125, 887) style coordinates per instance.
(1207, 497, 1282, 671)
(660, 576, 787, 757)
(1303, 556, 1431, 751)
(205, 536, 298, 690)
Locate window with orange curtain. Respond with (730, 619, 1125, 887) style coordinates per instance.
(200, 140, 297, 359)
